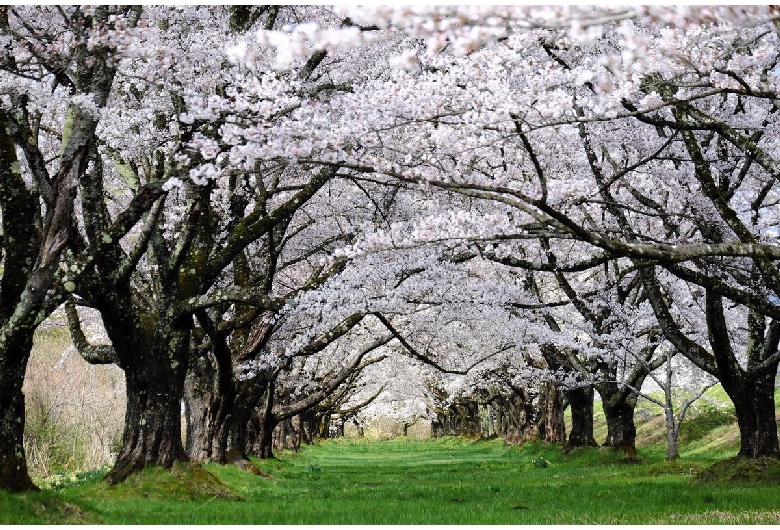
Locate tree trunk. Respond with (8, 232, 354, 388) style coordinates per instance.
(183, 350, 234, 463)
(503, 389, 536, 444)
(538, 381, 566, 444)
(291, 415, 302, 451)
(0, 341, 38, 492)
(723, 373, 779, 458)
(564, 384, 598, 452)
(664, 405, 679, 461)
(104, 341, 189, 485)
(707, 298, 780, 458)
(602, 400, 637, 454)
(301, 411, 316, 444)
(256, 413, 277, 459)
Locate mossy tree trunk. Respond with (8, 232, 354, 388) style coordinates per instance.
(106, 334, 190, 484)
(0, 109, 42, 492)
(0, 335, 37, 492)
(0, 24, 122, 485)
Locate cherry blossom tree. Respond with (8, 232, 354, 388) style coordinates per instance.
(8, 5, 780, 493)
(254, 6, 780, 457)
(0, 5, 157, 492)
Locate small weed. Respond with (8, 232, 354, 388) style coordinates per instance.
(37, 467, 109, 491)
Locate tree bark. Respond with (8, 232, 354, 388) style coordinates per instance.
(664, 406, 679, 461)
(502, 389, 536, 444)
(601, 399, 638, 454)
(290, 415, 302, 451)
(104, 334, 189, 484)
(722, 372, 779, 458)
(0, 337, 38, 492)
(183, 349, 234, 463)
(564, 384, 598, 452)
(0, 109, 41, 492)
(538, 380, 566, 444)
(253, 413, 277, 459)
(707, 296, 780, 458)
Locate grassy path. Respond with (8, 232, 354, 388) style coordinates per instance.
(3, 437, 780, 524)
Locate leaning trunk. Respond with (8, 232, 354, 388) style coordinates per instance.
(564, 384, 598, 452)
(105, 340, 189, 485)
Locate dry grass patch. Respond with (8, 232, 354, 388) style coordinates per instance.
(24, 318, 125, 479)
(665, 510, 780, 524)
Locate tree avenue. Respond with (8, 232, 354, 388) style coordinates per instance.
(2, 6, 780, 491)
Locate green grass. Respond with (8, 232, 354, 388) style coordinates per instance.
(3, 436, 780, 524)
(4, 382, 780, 524)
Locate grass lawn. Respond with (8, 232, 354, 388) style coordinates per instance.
(3, 435, 780, 524)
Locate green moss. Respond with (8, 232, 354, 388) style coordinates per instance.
(697, 457, 780, 484)
(91, 462, 241, 502)
(0, 490, 100, 524)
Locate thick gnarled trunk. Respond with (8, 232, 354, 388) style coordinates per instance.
(724, 373, 779, 458)
(500, 390, 536, 444)
(184, 350, 234, 463)
(105, 337, 189, 484)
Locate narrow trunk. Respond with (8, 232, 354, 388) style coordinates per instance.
(257, 414, 277, 459)
(538, 381, 566, 444)
(0, 347, 38, 492)
(105, 345, 188, 485)
(664, 406, 679, 461)
(564, 385, 598, 452)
